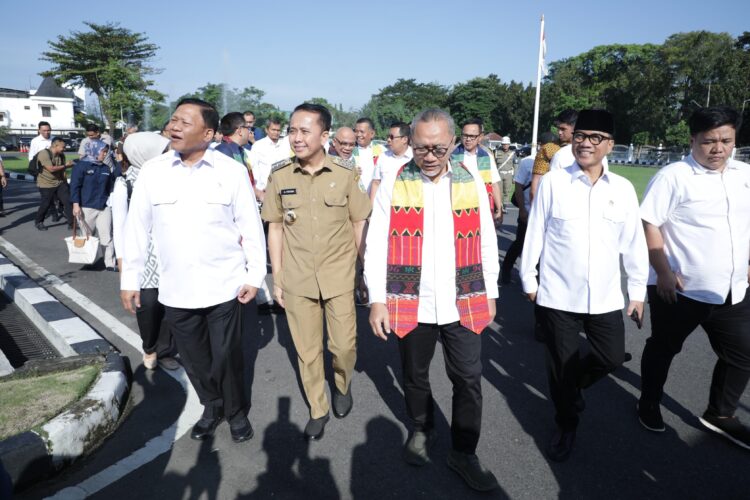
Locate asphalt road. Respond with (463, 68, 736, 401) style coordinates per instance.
(1, 179, 747, 499)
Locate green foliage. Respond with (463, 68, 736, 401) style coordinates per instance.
(307, 97, 358, 128)
(360, 79, 450, 136)
(664, 120, 690, 147)
(631, 131, 650, 145)
(174, 83, 284, 128)
(0, 126, 8, 140)
(40, 22, 163, 133)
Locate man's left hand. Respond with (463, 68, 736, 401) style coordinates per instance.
(237, 285, 258, 304)
(493, 210, 503, 226)
(488, 298, 496, 319)
(626, 300, 645, 328)
(0, 176, 7, 188)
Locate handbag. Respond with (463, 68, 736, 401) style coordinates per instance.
(64, 216, 100, 264)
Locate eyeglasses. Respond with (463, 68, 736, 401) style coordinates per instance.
(461, 133, 480, 141)
(334, 138, 356, 148)
(244, 122, 255, 127)
(412, 144, 451, 158)
(572, 132, 612, 145)
(387, 134, 405, 140)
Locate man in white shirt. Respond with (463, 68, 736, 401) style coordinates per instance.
(548, 109, 577, 171)
(366, 109, 500, 492)
(121, 98, 267, 444)
(369, 121, 413, 201)
(637, 106, 750, 450)
(247, 118, 291, 198)
(28, 121, 52, 161)
(353, 117, 386, 195)
(520, 109, 648, 462)
(450, 118, 503, 223)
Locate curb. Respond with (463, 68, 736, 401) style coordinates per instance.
(0, 252, 130, 491)
(6, 172, 35, 182)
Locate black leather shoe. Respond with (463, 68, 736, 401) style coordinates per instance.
(332, 387, 353, 419)
(304, 413, 330, 440)
(403, 430, 433, 466)
(447, 450, 499, 491)
(546, 427, 576, 462)
(35, 222, 48, 231)
(229, 417, 254, 443)
(190, 416, 222, 441)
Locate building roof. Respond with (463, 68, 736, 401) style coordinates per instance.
(0, 88, 29, 99)
(34, 77, 74, 99)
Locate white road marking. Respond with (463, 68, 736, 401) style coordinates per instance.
(0, 237, 202, 499)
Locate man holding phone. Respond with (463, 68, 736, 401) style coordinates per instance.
(520, 109, 648, 462)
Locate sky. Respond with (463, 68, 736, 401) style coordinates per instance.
(1, 0, 748, 112)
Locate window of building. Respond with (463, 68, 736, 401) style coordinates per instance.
(41, 106, 52, 117)
(24, 106, 30, 110)
(0, 112, 4, 122)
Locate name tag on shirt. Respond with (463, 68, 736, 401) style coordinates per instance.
(281, 188, 297, 195)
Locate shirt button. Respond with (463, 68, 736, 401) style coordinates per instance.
(312, 198, 316, 202)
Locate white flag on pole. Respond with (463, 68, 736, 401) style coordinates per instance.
(540, 23, 548, 76)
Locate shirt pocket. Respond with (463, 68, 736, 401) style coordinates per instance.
(324, 190, 348, 223)
(549, 205, 584, 240)
(281, 195, 302, 209)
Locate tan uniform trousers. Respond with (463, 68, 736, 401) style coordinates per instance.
(285, 290, 357, 418)
(499, 171, 515, 204)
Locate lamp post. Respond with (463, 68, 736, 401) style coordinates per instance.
(742, 99, 750, 115)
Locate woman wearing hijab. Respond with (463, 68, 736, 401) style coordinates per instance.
(112, 132, 178, 371)
(70, 138, 117, 270)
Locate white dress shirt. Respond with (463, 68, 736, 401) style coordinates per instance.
(29, 135, 51, 161)
(520, 162, 648, 314)
(514, 155, 535, 213)
(248, 135, 291, 190)
(372, 147, 413, 188)
(121, 149, 267, 309)
(355, 145, 377, 194)
(365, 164, 499, 325)
(640, 154, 750, 305)
(461, 148, 501, 184)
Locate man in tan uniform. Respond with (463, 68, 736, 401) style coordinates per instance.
(262, 103, 371, 440)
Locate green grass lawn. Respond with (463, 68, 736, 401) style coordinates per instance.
(0, 363, 100, 440)
(610, 164, 658, 201)
(2, 154, 81, 174)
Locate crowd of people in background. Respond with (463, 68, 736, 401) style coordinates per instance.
(9, 98, 749, 492)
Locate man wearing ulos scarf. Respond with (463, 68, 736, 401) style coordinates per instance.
(365, 108, 500, 492)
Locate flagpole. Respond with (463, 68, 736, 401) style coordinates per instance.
(531, 14, 545, 149)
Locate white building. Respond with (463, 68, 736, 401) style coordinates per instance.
(0, 77, 82, 136)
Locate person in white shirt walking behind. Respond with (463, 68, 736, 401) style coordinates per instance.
(637, 106, 750, 450)
(121, 98, 267, 444)
(520, 109, 648, 462)
(368, 121, 413, 201)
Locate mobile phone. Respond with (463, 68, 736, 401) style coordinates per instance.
(630, 310, 642, 329)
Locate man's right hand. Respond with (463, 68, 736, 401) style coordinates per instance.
(72, 203, 82, 218)
(526, 292, 537, 303)
(121, 290, 141, 314)
(656, 270, 683, 304)
(369, 303, 391, 341)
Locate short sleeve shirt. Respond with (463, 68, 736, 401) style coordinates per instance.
(261, 154, 372, 299)
(36, 149, 66, 188)
(532, 143, 561, 176)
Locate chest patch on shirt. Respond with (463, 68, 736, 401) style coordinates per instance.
(281, 188, 297, 195)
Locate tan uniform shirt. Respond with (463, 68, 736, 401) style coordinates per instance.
(36, 149, 67, 188)
(262, 154, 372, 300)
(494, 149, 515, 174)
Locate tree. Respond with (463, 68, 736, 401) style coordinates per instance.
(360, 79, 450, 136)
(664, 120, 690, 147)
(40, 22, 163, 134)
(307, 97, 358, 129)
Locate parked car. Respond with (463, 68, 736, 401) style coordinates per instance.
(63, 137, 79, 151)
(0, 140, 16, 152)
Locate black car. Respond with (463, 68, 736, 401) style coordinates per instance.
(63, 137, 79, 151)
(0, 140, 15, 152)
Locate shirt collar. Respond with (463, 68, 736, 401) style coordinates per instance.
(686, 153, 736, 175)
(570, 160, 611, 184)
(170, 147, 214, 168)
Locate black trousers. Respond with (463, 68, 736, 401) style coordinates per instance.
(35, 183, 72, 224)
(136, 288, 175, 357)
(640, 286, 750, 417)
(398, 322, 483, 454)
(164, 298, 246, 420)
(535, 305, 625, 430)
(501, 217, 527, 274)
